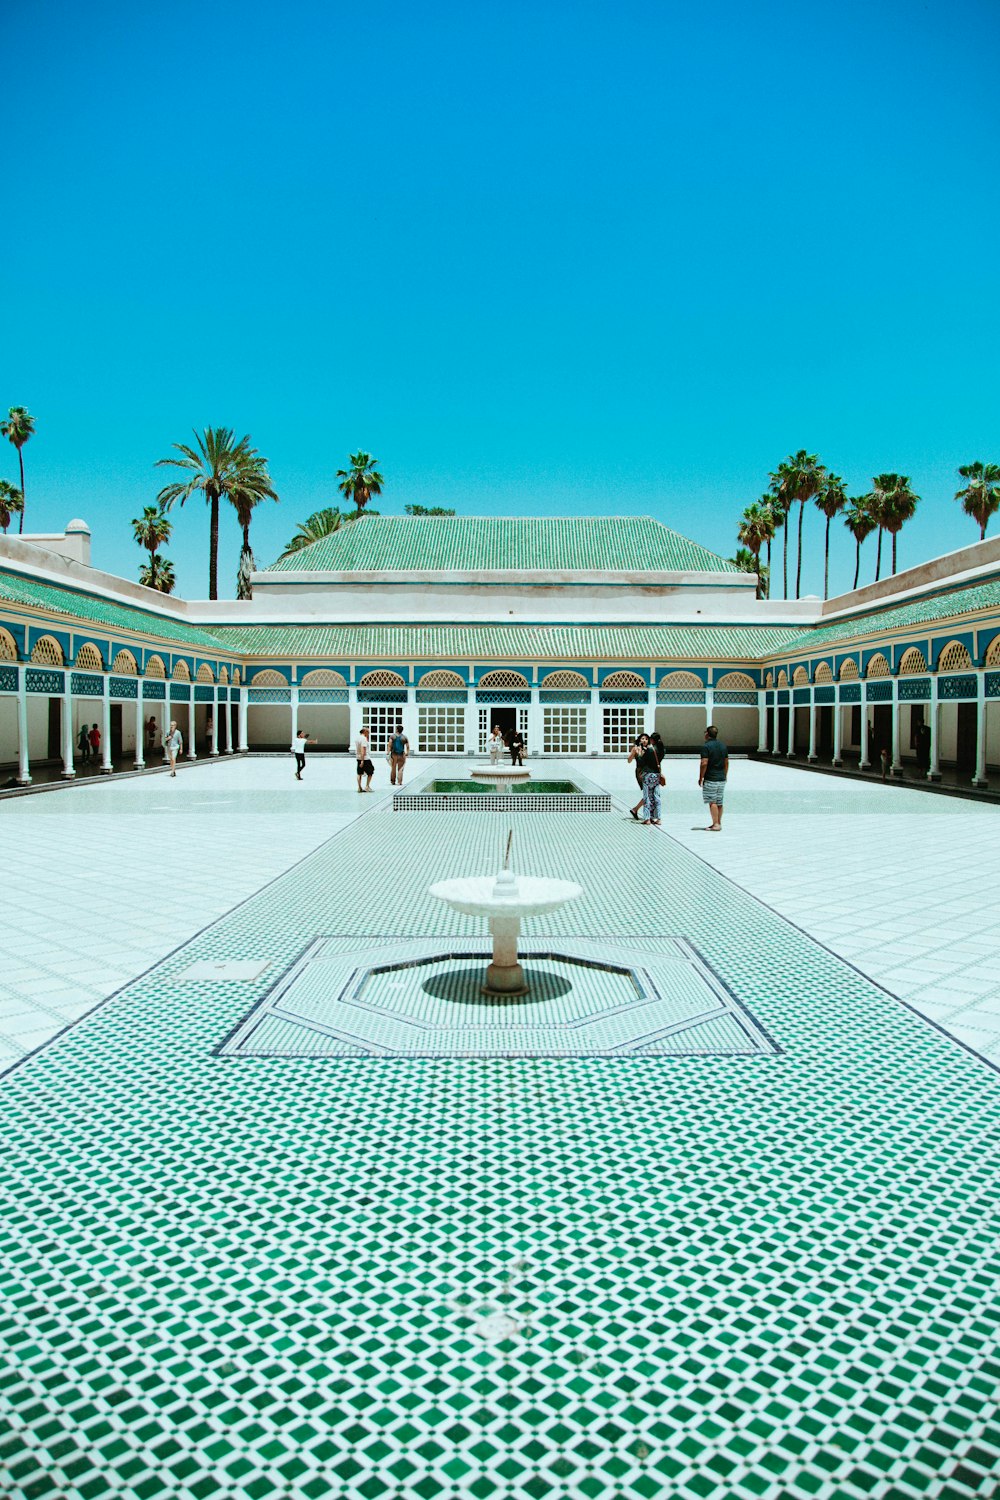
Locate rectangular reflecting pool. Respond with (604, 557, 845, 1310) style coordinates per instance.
(428, 779, 582, 794)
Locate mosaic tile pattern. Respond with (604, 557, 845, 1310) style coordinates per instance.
(218, 936, 774, 1058)
(1, 781, 999, 1500)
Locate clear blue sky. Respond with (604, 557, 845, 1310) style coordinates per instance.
(4, 0, 999, 600)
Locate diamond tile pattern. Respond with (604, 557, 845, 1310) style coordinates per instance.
(1, 788, 999, 1500)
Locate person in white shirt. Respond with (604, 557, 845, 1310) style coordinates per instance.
(163, 721, 183, 777)
(291, 728, 315, 780)
(355, 726, 374, 792)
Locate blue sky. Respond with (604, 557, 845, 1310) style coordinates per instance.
(4, 0, 999, 599)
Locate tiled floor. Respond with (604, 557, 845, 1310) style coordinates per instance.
(565, 756, 1000, 1066)
(1, 757, 998, 1500)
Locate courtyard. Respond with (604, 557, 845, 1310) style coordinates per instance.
(1, 755, 998, 1500)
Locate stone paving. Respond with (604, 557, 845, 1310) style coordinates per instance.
(0, 755, 998, 1500)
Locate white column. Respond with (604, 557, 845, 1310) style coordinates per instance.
(210, 687, 219, 757)
(187, 696, 197, 759)
(587, 695, 603, 757)
(756, 691, 768, 753)
(859, 697, 871, 769)
(219, 690, 230, 754)
(61, 680, 76, 778)
(527, 688, 541, 759)
(807, 690, 817, 762)
(100, 675, 113, 773)
(705, 684, 715, 730)
(290, 685, 299, 749)
(927, 677, 941, 780)
(133, 691, 145, 770)
(347, 685, 359, 748)
(786, 695, 795, 757)
(464, 701, 480, 757)
(238, 689, 249, 752)
(973, 670, 988, 787)
(891, 679, 903, 776)
(832, 687, 843, 766)
(16, 665, 31, 785)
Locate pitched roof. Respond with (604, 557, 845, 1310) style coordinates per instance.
(209, 622, 799, 661)
(265, 515, 740, 574)
(0, 569, 230, 652)
(780, 575, 1000, 653)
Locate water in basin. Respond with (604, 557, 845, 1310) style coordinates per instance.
(428, 779, 581, 794)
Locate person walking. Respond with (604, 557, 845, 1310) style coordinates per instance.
(699, 725, 729, 831)
(291, 727, 315, 780)
(88, 723, 101, 765)
(635, 736, 662, 824)
(509, 726, 525, 766)
(163, 720, 183, 777)
(627, 733, 654, 821)
(489, 725, 505, 764)
(388, 725, 410, 786)
(78, 723, 91, 765)
(355, 725, 375, 792)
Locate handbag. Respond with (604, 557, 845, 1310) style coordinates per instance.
(658, 774, 666, 787)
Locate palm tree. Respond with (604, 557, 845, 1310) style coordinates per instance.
(0, 480, 24, 534)
(1, 407, 35, 533)
(872, 472, 920, 576)
(844, 496, 877, 590)
(155, 428, 276, 600)
(336, 451, 383, 514)
(766, 472, 792, 598)
(815, 472, 847, 600)
(737, 502, 771, 600)
(730, 546, 770, 598)
(131, 503, 172, 564)
(955, 462, 1000, 541)
(139, 555, 176, 593)
(757, 495, 778, 596)
(770, 450, 825, 599)
(231, 460, 279, 600)
(282, 507, 347, 556)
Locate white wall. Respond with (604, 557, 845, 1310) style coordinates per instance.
(711, 706, 758, 750)
(656, 707, 706, 750)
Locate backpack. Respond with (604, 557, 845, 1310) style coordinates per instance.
(392, 734, 406, 755)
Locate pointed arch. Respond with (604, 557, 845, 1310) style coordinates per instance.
(897, 647, 928, 676)
(937, 640, 973, 672)
(838, 659, 859, 681)
(813, 663, 833, 684)
(792, 666, 810, 685)
(196, 663, 215, 684)
(144, 654, 166, 679)
(74, 642, 102, 670)
(0, 628, 17, 662)
(865, 653, 890, 679)
(171, 660, 191, 682)
(112, 649, 138, 675)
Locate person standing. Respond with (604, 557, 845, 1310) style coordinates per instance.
(88, 723, 101, 764)
(489, 725, 505, 764)
(145, 715, 157, 754)
(355, 725, 374, 792)
(699, 725, 729, 831)
(508, 726, 525, 766)
(636, 736, 662, 825)
(389, 725, 410, 786)
(163, 720, 183, 777)
(291, 727, 315, 780)
(78, 723, 91, 764)
(627, 734, 650, 820)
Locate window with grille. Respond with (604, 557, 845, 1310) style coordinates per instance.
(363, 705, 404, 753)
(358, 670, 406, 689)
(603, 706, 645, 754)
(32, 636, 65, 667)
(543, 707, 586, 754)
(418, 705, 464, 753)
(938, 641, 972, 672)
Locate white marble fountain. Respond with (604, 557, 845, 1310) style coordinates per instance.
(469, 764, 532, 794)
(429, 833, 582, 996)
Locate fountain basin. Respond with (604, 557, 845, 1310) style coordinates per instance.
(429, 870, 582, 995)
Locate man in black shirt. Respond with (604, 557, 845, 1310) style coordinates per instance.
(699, 725, 729, 831)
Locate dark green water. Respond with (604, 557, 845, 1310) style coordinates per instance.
(429, 779, 581, 794)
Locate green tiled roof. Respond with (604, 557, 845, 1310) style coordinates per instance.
(0, 568, 231, 652)
(781, 576, 1000, 654)
(266, 515, 740, 574)
(210, 621, 800, 660)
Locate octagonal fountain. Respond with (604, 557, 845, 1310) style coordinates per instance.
(429, 832, 581, 996)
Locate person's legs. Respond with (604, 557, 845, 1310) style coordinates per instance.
(710, 800, 723, 830)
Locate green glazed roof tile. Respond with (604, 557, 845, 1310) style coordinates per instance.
(265, 516, 740, 575)
(782, 576, 1000, 653)
(0, 569, 230, 652)
(208, 622, 801, 661)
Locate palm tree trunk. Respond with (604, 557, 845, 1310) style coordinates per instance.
(782, 526, 788, 598)
(209, 494, 220, 600)
(891, 531, 897, 575)
(795, 502, 804, 598)
(765, 538, 772, 598)
(17, 447, 25, 534)
(853, 541, 860, 591)
(753, 547, 762, 600)
(824, 515, 831, 600)
(875, 528, 883, 582)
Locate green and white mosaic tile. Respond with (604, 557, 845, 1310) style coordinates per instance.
(1, 799, 998, 1500)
